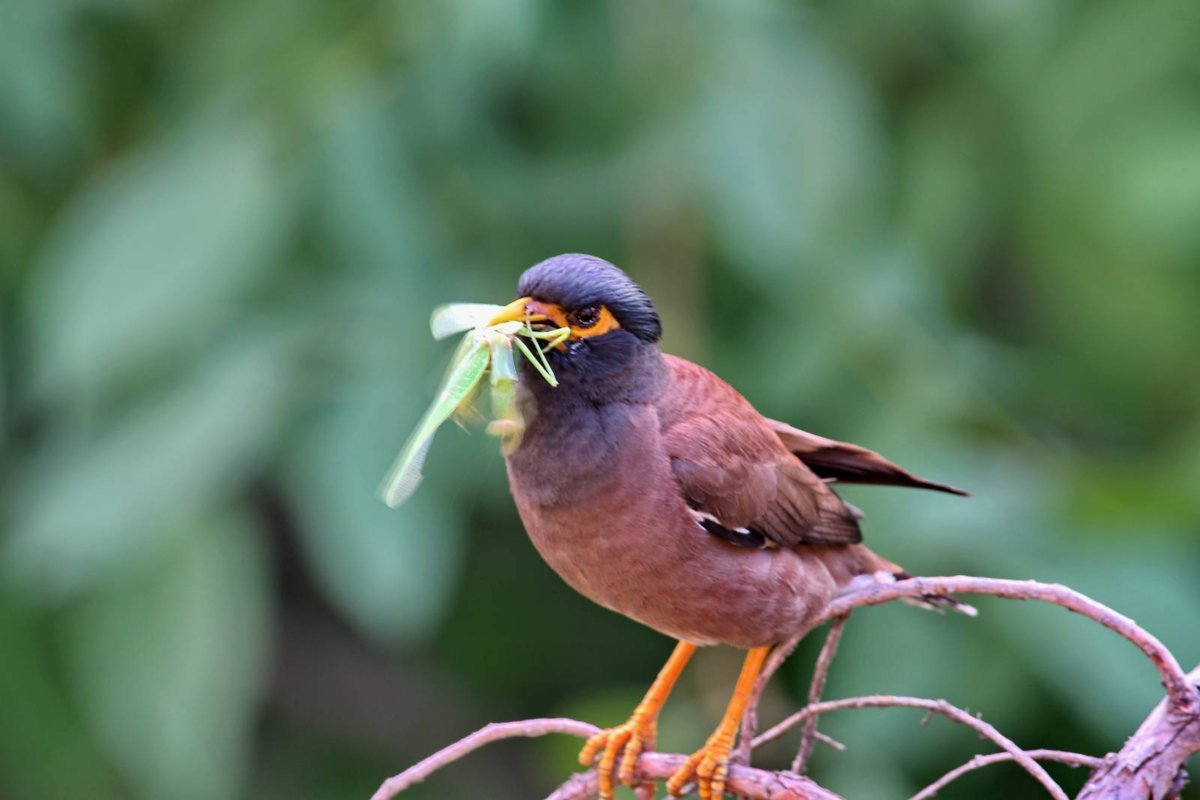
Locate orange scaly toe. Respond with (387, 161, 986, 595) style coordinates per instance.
(666, 734, 735, 800)
(579, 641, 696, 800)
(579, 714, 656, 798)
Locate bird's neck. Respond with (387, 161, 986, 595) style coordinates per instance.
(506, 342, 666, 507)
(518, 339, 667, 407)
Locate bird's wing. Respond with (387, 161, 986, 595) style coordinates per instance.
(658, 356, 862, 547)
(767, 419, 969, 496)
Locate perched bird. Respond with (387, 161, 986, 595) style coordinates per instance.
(487, 254, 969, 800)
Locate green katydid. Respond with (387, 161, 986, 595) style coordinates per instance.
(378, 303, 568, 508)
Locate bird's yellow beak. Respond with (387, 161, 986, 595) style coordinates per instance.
(488, 297, 573, 350)
(488, 296, 537, 326)
(489, 296, 564, 328)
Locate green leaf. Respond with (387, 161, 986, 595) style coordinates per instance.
(0, 591, 119, 800)
(694, 16, 883, 284)
(26, 114, 290, 404)
(287, 390, 465, 643)
(3, 332, 294, 602)
(316, 85, 435, 283)
(61, 515, 270, 800)
(0, 335, 5, 453)
(0, 2, 85, 169)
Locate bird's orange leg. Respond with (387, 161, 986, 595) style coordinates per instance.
(580, 640, 697, 800)
(666, 645, 770, 800)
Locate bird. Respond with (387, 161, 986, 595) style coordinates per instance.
(486, 253, 969, 800)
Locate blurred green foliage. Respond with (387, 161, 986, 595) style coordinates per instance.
(2, 1, 1199, 799)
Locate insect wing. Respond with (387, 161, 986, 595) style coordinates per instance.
(378, 338, 490, 507)
(430, 303, 505, 340)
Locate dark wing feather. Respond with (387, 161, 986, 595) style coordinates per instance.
(767, 419, 970, 497)
(657, 357, 863, 547)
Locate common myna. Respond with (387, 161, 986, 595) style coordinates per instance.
(487, 254, 968, 800)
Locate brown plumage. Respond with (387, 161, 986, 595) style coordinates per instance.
(490, 254, 969, 800)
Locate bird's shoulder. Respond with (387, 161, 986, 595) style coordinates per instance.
(655, 354, 776, 438)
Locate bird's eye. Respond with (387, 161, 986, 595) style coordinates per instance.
(562, 304, 620, 339)
(568, 305, 601, 329)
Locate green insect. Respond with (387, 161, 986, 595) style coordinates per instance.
(378, 301, 568, 508)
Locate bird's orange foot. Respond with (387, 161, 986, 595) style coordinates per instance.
(579, 714, 657, 800)
(666, 734, 734, 800)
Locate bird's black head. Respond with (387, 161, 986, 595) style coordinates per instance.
(515, 253, 662, 344)
(491, 254, 665, 404)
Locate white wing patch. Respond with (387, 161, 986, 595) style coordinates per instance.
(687, 507, 748, 532)
(687, 508, 776, 549)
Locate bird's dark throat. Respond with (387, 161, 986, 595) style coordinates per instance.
(518, 331, 666, 408)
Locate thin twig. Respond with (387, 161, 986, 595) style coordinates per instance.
(752, 695, 1069, 800)
(909, 749, 1104, 800)
(545, 754, 848, 800)
(815, 576, 1197, 716)
(793, 614, 849, 772)
(812, 730, 846, 752)
(371, 718, 599, 800)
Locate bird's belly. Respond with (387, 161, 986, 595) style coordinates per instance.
(511, 485, 835, 648)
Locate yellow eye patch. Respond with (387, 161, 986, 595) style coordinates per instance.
(524, 301, 621, 341)
(567, 305, 621, 338)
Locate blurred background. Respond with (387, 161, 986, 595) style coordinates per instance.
(2, 1, 1199, 798)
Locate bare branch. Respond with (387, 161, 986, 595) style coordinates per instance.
(909, 749, 1104, 800)
(812, 730, 846, 752)
(752, 695, 1069, 800)
(793, 614, 849, 772)
(1076, 663, 1200, 800)
(372, 577, 1200, 800)
(372, 717, 845, 800)
(370, 718, 599, 800)
(545, 770, 596, 800)
(816, 576, 1198, 715)
(545, 754, 847, 800)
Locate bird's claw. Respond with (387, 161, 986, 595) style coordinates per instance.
(579, 716, 656, 800)
(666, 736, 733, 800)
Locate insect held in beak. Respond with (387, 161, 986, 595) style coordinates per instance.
(378, 301, 568, 508)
